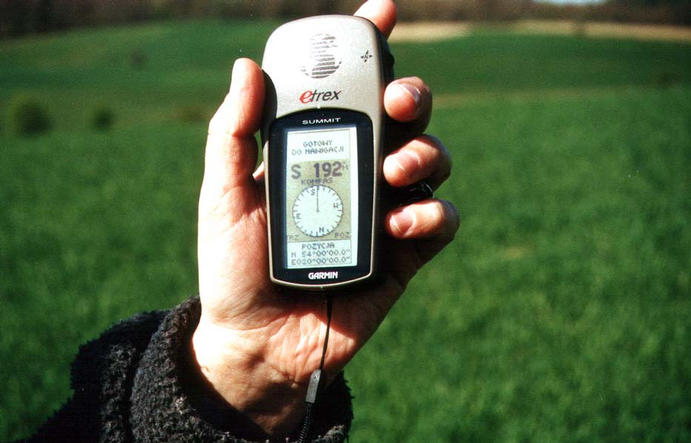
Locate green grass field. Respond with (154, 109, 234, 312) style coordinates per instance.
(1, 20, 690, 441)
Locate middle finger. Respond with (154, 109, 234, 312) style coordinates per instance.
(383, 135, 452, 190)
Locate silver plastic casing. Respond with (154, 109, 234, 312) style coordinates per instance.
(261, 15, 392, 289)
(262, 15, 388, 124)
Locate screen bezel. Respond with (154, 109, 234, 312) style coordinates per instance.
(267, 109, 374, 287)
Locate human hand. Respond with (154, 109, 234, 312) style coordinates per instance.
(192, 0, 459, 437)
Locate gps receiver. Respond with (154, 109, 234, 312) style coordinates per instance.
(261, 15, 394, 290)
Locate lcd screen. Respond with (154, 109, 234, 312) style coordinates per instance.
(284, 125, 359, 269)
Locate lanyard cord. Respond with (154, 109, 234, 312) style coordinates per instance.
(297, 294, 333, 443)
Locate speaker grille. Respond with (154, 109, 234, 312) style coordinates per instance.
(301, 33, 342, 79)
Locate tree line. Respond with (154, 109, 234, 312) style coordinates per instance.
(1, 0, 689, 38)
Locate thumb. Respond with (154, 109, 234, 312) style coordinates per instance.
(200, 58, 265, 220)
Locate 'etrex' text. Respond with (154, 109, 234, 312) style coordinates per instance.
(299, 89, 342, 104)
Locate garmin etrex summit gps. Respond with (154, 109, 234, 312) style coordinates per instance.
(261, 15, 393, 289)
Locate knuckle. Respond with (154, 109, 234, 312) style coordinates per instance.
(207, 107, 226, 135)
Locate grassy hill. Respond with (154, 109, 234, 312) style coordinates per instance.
(1, 20, 690, 441)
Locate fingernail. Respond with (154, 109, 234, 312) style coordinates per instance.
(393, 151, 420, 177)
(398, 83, 421, 108)
(391, 208, 415, 236)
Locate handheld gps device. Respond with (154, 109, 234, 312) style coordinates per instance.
(261, 15, 394, 290)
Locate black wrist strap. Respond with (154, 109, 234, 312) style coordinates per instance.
(297, 294, 333, 443)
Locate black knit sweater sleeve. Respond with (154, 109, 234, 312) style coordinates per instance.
(23, 298, 353, 442)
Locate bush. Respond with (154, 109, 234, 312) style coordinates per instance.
(92, 107, 115, 130)
(8, 95, 52, 136)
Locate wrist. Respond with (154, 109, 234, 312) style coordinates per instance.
(191, 318, 307, 437)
